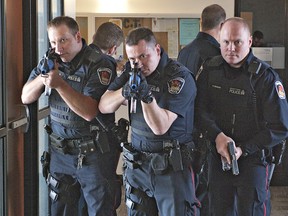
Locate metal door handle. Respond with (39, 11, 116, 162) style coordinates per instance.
(9, 104, 30, 133)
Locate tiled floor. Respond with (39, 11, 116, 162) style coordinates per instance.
(271, 186, 288, 216)
(116, 186, 288, 216)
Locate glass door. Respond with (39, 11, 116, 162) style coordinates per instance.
(37, 1, 63, 215)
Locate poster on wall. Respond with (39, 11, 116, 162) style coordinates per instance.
(179, 18, 200, 46)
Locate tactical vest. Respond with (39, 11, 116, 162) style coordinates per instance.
(130, 70, 169, 152)
(205, 57, 270, 143)
(49, 47, 103, 131)
(130, 59, 194, 152)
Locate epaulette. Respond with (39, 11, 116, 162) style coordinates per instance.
(248, 57, 271, 77)
(205, 55, 224, 68)
(167, 61, 190, 75)
(195, 55, 223, 80)
(86, 48, 103, 64)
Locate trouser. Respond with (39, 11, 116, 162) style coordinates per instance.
(124, 155, 200, 216)
(49, 145, 121, 216)
(208, 149, 270, 216)
(195, 159, 209, 216)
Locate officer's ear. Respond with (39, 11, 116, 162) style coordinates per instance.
(75, 31, 81, 43)
(107, 45, 117, 56)
(155, 44, 161, 56)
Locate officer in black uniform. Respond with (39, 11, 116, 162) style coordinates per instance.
(178, 4, 226, 76)
(195, 17, 288, 216)
(177, 4, 226, 215)
(79, 22, 124, 216)
(99, 27, 200, 216)
(90, 22, 124, 63)
(21, 16, 122, 216)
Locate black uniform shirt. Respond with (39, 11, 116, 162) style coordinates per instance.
(109, 49, 196, 152)
(28, 40, 116, 138)
(178, 32, 220, 76)
(196, 50, 288, 155)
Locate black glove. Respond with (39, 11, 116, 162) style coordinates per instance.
(122, 82, 132, 100)
(137, 76, 153, 104)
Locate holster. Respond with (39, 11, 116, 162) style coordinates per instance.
(151, 153, 169, 174)
(49, 133, 68, 154)
(40, 151, 50, 179)
(122, 143, 141, 169)
(272, 140, 286, 165)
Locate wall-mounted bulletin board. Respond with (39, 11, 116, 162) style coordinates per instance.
(179, 19, 200, 48)
(76, 16, 200, 60)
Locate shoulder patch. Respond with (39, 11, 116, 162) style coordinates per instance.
(275, 81, 286, 99)
(167, 77, 185, 94)
(97, 68, 112, 85)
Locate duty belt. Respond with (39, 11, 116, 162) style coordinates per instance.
(122, 141, 194, 172)
(49, 132, 96, 155)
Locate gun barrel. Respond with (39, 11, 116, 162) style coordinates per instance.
(228, 141, 239, 175)
(231, 158, 239, 175)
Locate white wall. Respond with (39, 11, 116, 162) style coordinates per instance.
(76, 0, 235, 18)
(64, 0, 76, 18)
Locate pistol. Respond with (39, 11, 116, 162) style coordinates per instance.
(228, 141, 239, 175)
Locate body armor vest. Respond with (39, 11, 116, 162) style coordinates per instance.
(206, 58, 269, 143)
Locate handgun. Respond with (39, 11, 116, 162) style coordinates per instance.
(228, 141, 239, 175)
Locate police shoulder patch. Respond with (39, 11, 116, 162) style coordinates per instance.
(275, 81, 286, 99)
(167, 77, 185, 94)
(97, 68, 112, 85)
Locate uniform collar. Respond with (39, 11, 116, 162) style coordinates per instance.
(89, 43, 102, 54)
(151, 47, 169, 78)
(197, 32, 220, 48)
(89, 43, 117, 65)
(243, 49, 257, 70)
(61, 39, 88, 72)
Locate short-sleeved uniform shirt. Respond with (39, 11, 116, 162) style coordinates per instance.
(109, 49, 197, 152)
(27, 40, 116, 138)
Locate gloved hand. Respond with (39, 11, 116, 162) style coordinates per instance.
(122, 82, 132, 100)
(137, 76, 153, 104)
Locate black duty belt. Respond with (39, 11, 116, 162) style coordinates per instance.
(122, 141, 194, 172)
(49, 132, 96, 155)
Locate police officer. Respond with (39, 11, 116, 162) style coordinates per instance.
(195, 17, 288, 216)
(80, 21, 125, 215)
(90, 22, 124, 62)
(99, 27, 200, 216)
(177, 4, 226, 215)
(178, 4, 226, 75)
(21, 16, 122, 216)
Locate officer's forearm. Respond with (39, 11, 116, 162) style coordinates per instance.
(99, 89, 126, 114)
(142, 101, 177, 135)
(56, 82, 99, 121)
(21, 76, 45, 104)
